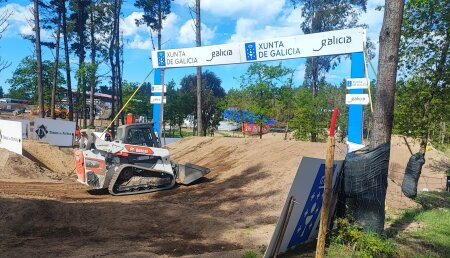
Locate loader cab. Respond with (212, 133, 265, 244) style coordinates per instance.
(115, 123, 161, 148)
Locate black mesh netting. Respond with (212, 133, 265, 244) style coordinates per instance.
(343, 142, 390, 234)
(401, 153, 425, 199)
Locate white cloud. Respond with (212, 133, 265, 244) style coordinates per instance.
(0, 3, 53, 41)
(175, 0, 286, 21)
(1, 3, 33, 37)
(228, 8, 303, 43)
(121, 12, 179, 50)
(178, 19, 216, 45)
(128, 34, 153, 50)
(120, 12, 148, 37)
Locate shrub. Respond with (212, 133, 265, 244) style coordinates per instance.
(330, 218, 397, 258)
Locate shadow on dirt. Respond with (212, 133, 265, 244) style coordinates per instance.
(0, 163, 277, 257)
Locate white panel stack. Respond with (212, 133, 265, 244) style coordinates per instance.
(0, 119, 23, 155)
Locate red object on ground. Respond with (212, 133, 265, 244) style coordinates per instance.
(329, 108, 339, 137)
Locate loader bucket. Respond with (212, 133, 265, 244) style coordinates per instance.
(176, 163, 210, 185)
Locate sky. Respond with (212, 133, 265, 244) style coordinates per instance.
(0, 0, 385, 94)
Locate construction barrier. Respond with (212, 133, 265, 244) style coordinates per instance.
(0, 119, 23, 155)
(242, 123, 270, 134)
(33, 118, 76, 147)
(264, 157, 344, 257)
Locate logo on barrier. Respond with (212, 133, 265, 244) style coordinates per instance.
(35, 124, 48, 139)
(157, 51, 166, 66)
(313, 35, 352, 52)
(0, 129, 2, 143)
(245, 42, 257, 61)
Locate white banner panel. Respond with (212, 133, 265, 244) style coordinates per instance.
(346, 94, 370, 105)
(20, 120, 31, 139)
(264, 157, 344, 257)
(152, 28, 365, 68)
(150, 96, 167, 104)
(151, 85, 167, 93)
(33, 118, 76, 146)
(346, 78, 369, 89)
(0, 119, 23, 155)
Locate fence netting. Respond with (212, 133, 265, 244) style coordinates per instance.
(342, 142, 390, 234)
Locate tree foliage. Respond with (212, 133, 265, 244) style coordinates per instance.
(291, 0, 368, 95)
(180, 70, 225, 135)
(238, 63, 293, 138)
(121, 81, 152, 117)
(7, 56, 66, 104)
(395, 0, 450, 150)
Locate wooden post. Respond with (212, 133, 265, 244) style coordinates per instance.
(315, 108, 339, 258)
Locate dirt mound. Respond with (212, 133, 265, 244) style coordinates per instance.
(0, 134, 448, 257)
(22, 140, 76, 178)
(0, 148, 57, 182)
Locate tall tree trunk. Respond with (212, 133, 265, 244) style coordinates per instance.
(51, 5, 62, 120)
(115, 2, 122, 125)
(311, 57, 318, 97)
(109, 0, 118, 136)
(62, 0, 73, 121)
(77, 0, 87, 128)
(195, 0, 203, 136)
(370, 0, 405, 148)
(89, 2, 96, 127)
(34, 0, 44, 118)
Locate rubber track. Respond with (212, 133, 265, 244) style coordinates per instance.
(108, 164, 176, 196)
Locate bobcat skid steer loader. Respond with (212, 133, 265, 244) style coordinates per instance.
(74, 122, 210, 196)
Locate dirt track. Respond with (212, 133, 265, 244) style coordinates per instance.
(0, 134, 448, 257)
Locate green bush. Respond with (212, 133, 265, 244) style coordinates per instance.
(330, 218, 397, 258)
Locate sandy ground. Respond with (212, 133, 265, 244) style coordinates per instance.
(0, 133, 448, 257)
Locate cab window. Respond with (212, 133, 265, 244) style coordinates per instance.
(127, 128, 154, 147)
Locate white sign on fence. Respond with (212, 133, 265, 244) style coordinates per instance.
(346, 94, 370, 105)
(264, 157, 344, 258)
(346, 78, 369, 89)
(33, 118, 76, 147)
(20, 120, 30, 139)
(0, 119, 23, 155)
(150, 96, 167, 104)
(152, 28, 365, 68)
(151, 85, 167, 93)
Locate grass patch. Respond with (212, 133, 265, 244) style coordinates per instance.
(242, 250, 258, 258)
(389, 191, 450, 257)
(277, 192, 449, 258)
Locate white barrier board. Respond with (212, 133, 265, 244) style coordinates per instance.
(346, 78, 368, 89)
(0, 119, 23, 155)
(152, 28, 365, 68)
(346, 94, 370, 105)
(264, 157, 344, 257)
(33, 118, 76, 146)
(150, 96, 167, 104)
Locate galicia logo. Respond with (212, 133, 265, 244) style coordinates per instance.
(313, 35, 352, 51)
(35, 124, 48, 139)
(206, 49, 233, 62)
(157, 51, 166, 66)
(245, 42, 257, 61)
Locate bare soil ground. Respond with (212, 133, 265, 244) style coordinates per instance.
(0, 133, 447, 257)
